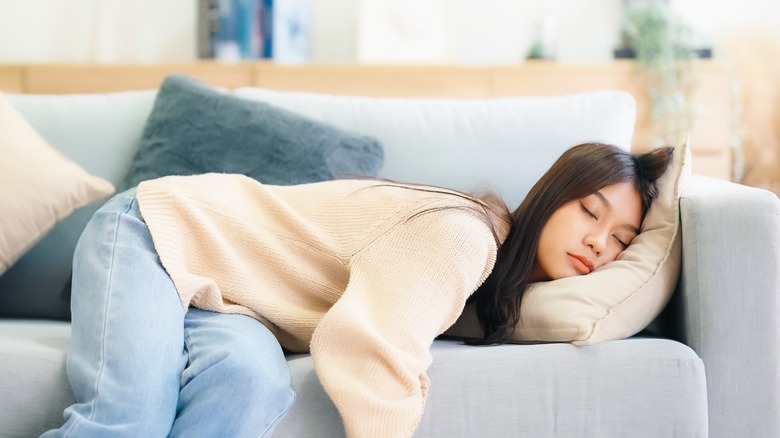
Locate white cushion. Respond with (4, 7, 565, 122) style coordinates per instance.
(234, 88, 636, 207)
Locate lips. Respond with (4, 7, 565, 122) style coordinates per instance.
(568, 253, 594, 275)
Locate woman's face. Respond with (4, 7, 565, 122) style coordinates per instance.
(532, 182, 643, 281)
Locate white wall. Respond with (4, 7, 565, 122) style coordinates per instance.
(0, 0, 197, 62)
(352, 0, 622, 64)
(309, 0, 359, 62)
(672, 0, 780, 47)
(0, 0, 777, 64)
(0, 0, 622, 63)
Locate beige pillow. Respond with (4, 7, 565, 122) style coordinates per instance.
(447, 139, 691, 345)
(0, 94, 115, 274)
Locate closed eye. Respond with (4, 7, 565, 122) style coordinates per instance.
(614, 235, 629, 249)
(580, 202, 597, 220)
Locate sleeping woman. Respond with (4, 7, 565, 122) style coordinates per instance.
(43, 142, 672, 438)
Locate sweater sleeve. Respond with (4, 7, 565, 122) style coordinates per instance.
(309, 210, 497, 438)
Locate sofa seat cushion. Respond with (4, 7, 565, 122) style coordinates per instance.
(0, 320, 74, 436)
(0, 322, 706, 438)
(278, 338, 707, 437)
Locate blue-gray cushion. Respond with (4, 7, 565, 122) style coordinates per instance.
(122, 74, 384, 190)
(0, 205, 99, 320)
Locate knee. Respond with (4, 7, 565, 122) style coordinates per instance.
(213, 350, 295, 408)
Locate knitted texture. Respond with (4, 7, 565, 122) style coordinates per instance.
(136, 173, 499, 437)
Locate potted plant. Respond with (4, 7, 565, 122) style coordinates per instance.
(617, 1, 697, 147)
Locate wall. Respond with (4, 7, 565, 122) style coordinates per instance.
(0, 0, 622, 64)
(1, 1, 777, 65)
(0, 0, 197, 62)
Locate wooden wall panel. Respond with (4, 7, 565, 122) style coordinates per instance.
(23, 63, 253, 94)
(251, 64, 490, 98)
(0, 65, 23, 93)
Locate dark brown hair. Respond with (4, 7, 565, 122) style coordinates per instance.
(469, 142, 674, 344)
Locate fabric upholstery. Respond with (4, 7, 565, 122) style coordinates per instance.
(678, 175, 780, 438)
(0, 321, 74, 436)
(0, 320, 708, 438)
(276, 338, 708, 437)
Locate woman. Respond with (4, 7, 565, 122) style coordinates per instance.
(44, 142, 672, 438)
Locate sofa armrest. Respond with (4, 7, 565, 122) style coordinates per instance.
(677, 175, 780, 438)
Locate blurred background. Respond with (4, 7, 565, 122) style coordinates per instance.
(0, 0, 778, 194)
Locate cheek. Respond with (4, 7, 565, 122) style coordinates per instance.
(538, 219, 566, 255)
(602, 238, 630, 264)
(604, 247, 623, 263)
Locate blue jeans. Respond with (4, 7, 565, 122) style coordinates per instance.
(42, 189, 295, 437)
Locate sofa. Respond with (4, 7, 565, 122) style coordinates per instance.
(0, 80, 778, 438)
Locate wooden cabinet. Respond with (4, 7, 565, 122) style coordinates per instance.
(0, 61, 734, 179)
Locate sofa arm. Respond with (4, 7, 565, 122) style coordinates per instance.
(676, 175, 780, 438)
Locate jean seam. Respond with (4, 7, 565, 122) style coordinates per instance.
(85, 197, 137, 426)
(180, 320, 194, 386)
(259, 389, 297, 437)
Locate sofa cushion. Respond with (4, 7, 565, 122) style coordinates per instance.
(0, 94, 114, 276)
(0, 319, 707, 438)
(233, 87, 637, 208)
(0, 90, 156, 320)
(276, 338, 707, 437)
(0, 320, 74, 436)
(122, 74, 385, 190)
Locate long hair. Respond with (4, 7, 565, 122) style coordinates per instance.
(469, 142, 674, 344)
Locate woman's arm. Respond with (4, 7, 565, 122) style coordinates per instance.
(310, 210, 497, 437)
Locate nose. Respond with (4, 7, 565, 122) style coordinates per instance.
(584, 228, 608, 257)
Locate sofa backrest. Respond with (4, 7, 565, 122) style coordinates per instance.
(5, 91, 157, 188)
(7, 88, 636, 209)
(234, 88, 636, 207)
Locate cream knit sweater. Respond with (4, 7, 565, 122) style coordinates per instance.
(136, 173, 501, 438)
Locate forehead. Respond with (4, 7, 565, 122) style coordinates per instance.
(596, 182, 640, 203)
(591, 182, 643, 227)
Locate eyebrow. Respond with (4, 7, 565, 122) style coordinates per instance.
(593, 190, 641, 235)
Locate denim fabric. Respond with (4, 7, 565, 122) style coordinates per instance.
(42, 189, 295, 437)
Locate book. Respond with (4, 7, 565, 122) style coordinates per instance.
(197, 0, 219, 59)
(203, 0, 310, 62)
(212, 0, 262, 61)
(272, 0, 311, 63)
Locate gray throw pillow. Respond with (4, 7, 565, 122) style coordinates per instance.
(122, 74, 384, 190)
(0, 203, 100, 320)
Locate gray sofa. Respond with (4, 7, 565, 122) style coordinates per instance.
(1, 86, 778, 438)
